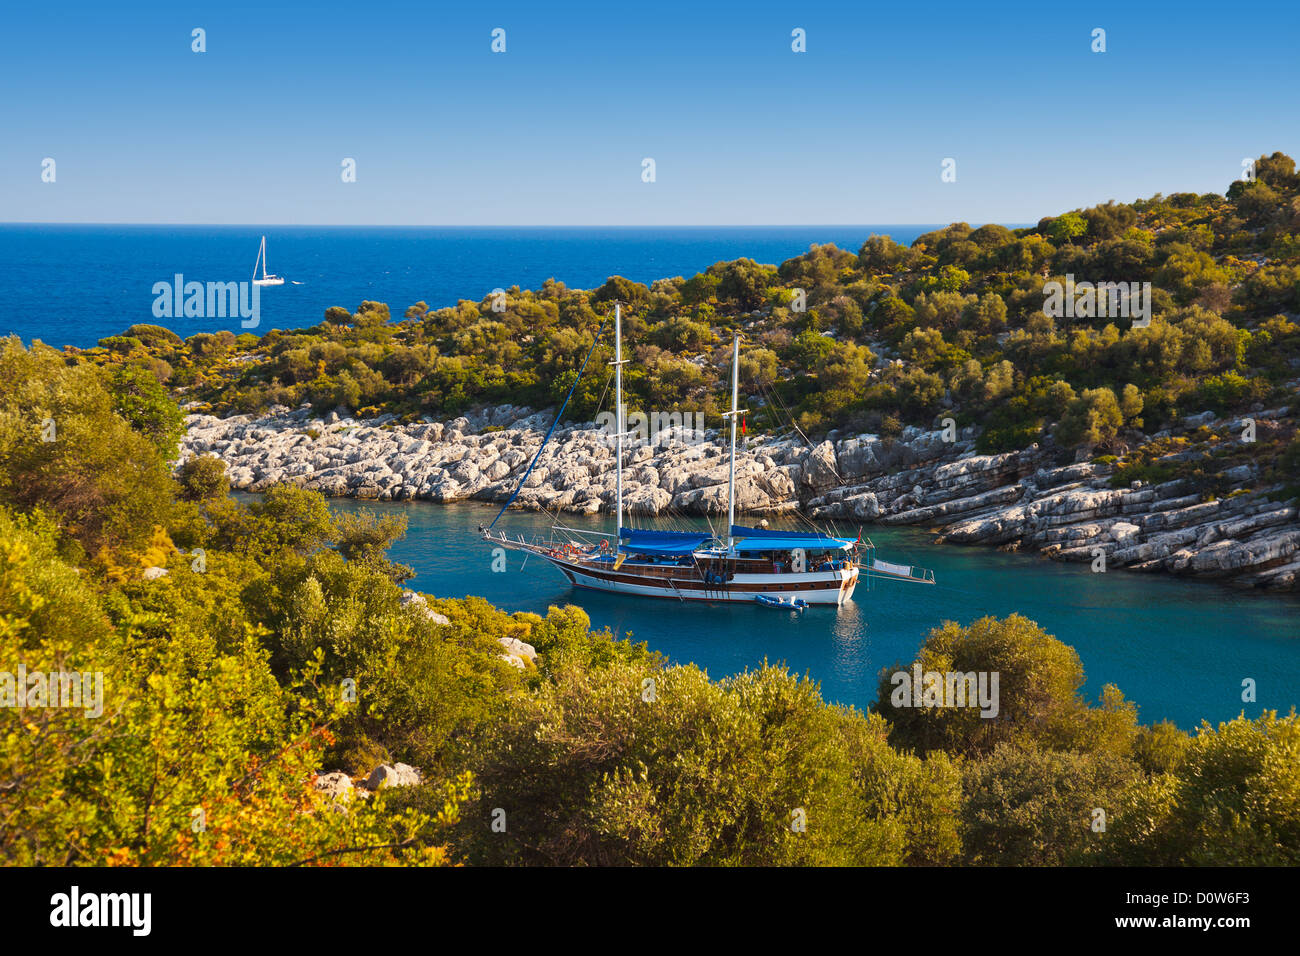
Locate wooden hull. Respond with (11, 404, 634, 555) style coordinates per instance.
(541, 553, 858, 605)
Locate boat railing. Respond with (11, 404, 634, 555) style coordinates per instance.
(482, 526, 623, 566)
(868, 557, 937, 585)
(481, 527, 565, 553)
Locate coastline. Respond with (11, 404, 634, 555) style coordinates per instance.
(181, 402, 1300, 592)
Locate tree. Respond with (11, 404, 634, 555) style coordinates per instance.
(968, 223, 1016, 249)
(1245, 151, 1298, 193)
(817, 342, 876, 393)
(243, 484, 335, 558)
(593, 275, 651, 307)
(123, 324, 183, 350)
(1081, 201, 1138, 241)
(331, 508, 413, 582)
(1119, 383, 1144, 428)
(461, 658, 956, 866)
(0, 506, 454, 866)
(270, 555, 515, 775)
(738, 348, 779, 388)
(713, 258, 777, 311)
(1047, 212, 1087, 245)
(876, 614, 1138, 758)
(857, 235, 908, 274)
(353, 301, 392, 329)
(970, 292, 1008, 332)
(0, 338, 176, 556)
(108, 363, 187, 460)
(960, 742, 1140, 865)
(178, 455, 230, 502)
(1055, 387, 1124, 449)
(1099, 712, 1300, 866)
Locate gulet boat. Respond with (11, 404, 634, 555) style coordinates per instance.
(480, 304, 934, 605)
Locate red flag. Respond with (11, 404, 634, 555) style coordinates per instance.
(741, 415, 747, 437)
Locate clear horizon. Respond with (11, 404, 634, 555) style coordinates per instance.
(0, 221, 985, 228)
(4, 0, 1297, 227)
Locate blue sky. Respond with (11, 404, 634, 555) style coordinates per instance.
(2, 0, 1296, 226)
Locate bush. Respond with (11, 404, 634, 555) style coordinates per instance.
(876, 614, 1138, 759)
(0, 338, 177, 555)
(460, 658, 959, 866)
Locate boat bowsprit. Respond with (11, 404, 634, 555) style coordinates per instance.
(755, 594, 808, 611)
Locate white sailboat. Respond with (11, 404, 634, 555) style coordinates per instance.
(480, 303, 936, 606)
(251, 235, 285, 286)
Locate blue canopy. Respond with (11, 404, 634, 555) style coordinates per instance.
(619, 528, 713, 556)
(729, 525, 854, 552)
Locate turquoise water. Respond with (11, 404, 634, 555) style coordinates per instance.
(326, 498, 1300, 729)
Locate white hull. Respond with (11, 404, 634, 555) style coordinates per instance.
(252, 236, 283, 285)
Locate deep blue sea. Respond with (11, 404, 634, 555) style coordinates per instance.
(0, 224, 939, 348)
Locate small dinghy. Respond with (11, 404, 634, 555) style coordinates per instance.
(755, 594, 808, 611)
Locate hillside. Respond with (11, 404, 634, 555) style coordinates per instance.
(2, 334, 1298, 866)
(65, 152, 1300, 589)
(80, 152, 1299, 486)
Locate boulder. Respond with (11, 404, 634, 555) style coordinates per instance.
(400, 591, 451, 626)
(844, 492, 880, 520)
(313, 771, 354, 802)
(1111, 522, 1141, 546)
(498, 636, 537, 664)
(365, 763, 422, 790)
(801, 441, 840, 490)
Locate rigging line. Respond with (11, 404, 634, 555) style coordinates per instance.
(758, 379, 804, 444)
(593, 366, 614, 420)
(487, 317, 612, 531)
(757, 377, 853, 503)
(765, 385, 850, 494)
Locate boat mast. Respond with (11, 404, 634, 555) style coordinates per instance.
(726, 331, 740, 550)
(613, 302, 624, 542)
(261, 236, 268, 279)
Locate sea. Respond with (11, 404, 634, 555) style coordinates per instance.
(332, 500, 1300, 730)
(0, 223, 939, 348)
(5, 222, 1298, 728)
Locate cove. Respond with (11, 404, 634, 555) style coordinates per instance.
(327, 498, 1300, 729)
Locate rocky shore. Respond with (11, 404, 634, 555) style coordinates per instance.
(179, 402, 1299, 591)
